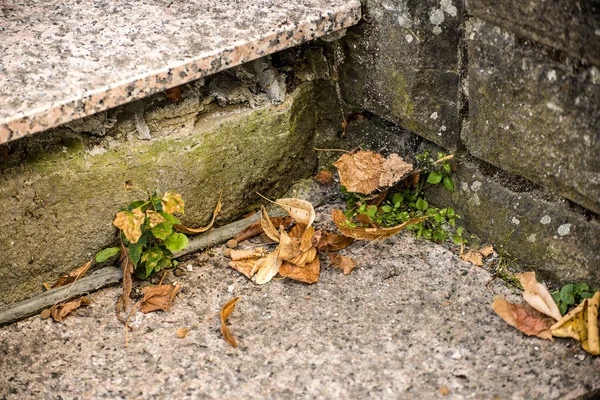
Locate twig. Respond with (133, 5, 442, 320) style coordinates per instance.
(313, 148, 352, 153)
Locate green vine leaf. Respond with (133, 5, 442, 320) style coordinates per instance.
(95, 247, 121, 263)
(164, 232, 189, 252)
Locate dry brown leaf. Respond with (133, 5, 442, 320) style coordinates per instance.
(551, 291, 599, 355)
(233, 217, 290, 242)
(174, 192, 222, 234)
(165, 86, 183, 102)
(316, 231, 354, 252)
(161, 192, 185, 214)
(279, 229, 302, 261)
(492, 296, 554, 339)
(145, 210, 165, 228)
(279, 258, 320, 284)
(460, 251, 483, 266)
(314, 170, 333, 186)
(113, 207, 145, 243)
(230, 248, 266, 261)
(260, 205, 280, 243)
(289, 247, 317, 267)
(332, 209, 426, 241)
(220, 297, 240, 348)
(516, 272, 562, 321)
(50, 260, 92, 289)
(228, 259, 257, 279)
(275, 198, 315, 228)
(120, 243, 134, 310)
(50, 297, 91, 322)
(333, 151, 385, 195)
(139, 283, 181, 313)
(479, 245, 494, 258)
(328, 253, 357, 275)
(379, 153, 413, 187)
(253, 247, 283, 285)
(176, 327, 189, 338)
(289, 223, 305, 238)
(300, 225, 315, 252)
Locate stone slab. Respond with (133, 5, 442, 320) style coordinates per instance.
(425, 156, 600, 287)
(0, 0, 361, 143)
(0, 201, 598, 399)
(464, 19, 600, 214)
(334, 0, 463, 149)
(467, 0, 600, 66)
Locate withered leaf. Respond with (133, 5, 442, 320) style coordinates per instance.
(220, 297, 240, 348)
(50, 297, 91, 322)
(279, 228, 302, 261)
(165, 86, 183, 102)
(145, 210, 165, 228)
(379, 153, 413, 187)
(314, 170, 333, 186)
(161, 192, 185, 214)
(114, 207, 145, 243)
(288, 247, 317, 267)
(300, 225, 315, 252)
(174, 192, 222, 234)
(492, 296, 554, 339)
(275, 198, 315, 228)
(260, 205, 280, 243)
(120, 243, 134, 310)
(332, 209, 426, 241)
(460, 250, 484, 266)
(228, 259, 257, 279)
(316, 231, 354, 252)
(253, 247, 282, 285)
(328, 253, 357, 275)
(479, 245, 494, 258)
(279, 258, 320, 284)
(551, 291, 599, 355)
(51, 260, 92, 289)
(516, 272, 562, 321)
(139, 283, 181, 313)
(230, 248, 267, 261)
(233, 216, 290, 242)
(333, 151, 385, 195)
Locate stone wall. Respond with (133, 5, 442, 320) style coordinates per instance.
(333, 0, 600, 285)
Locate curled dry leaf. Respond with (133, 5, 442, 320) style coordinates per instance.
(113, 207, 145, 243)
(460, 251, 483, 266)
(279, 229, 302, 261)
(50, 297, 91, 322)
(275, 198, 315, 228)
(220, 297, 240, 348)
(378, 153, 413, 187)
(300, 225, 315, 252)
(316, 231, 354, 252)
(551, 291, 599, 355)
(288, 247, 317, 267)
(253, 247, 282, 285)
(492, 296, 555, 339)
(230, 248, 267, 261)
(233, 216, 291, 242)
(139, 283, 181, 313)
(479, 245, 494, 258)
(120, 243, 134, 310)
(516, 272, 562, 321)
(228, 259, 256, 279)
(50, 260, 92, 289)
(174, 191, 222, 234)
(328, 253, 357, 275)
(333, 151, 385, 195)
(260, 206, 280, 243)
(332, 209, 426, 241)
(161, 192, 185, 214)
(165, 86, 183, 102)
(279, 258, 320, 284)
(314, 170, 334, 186)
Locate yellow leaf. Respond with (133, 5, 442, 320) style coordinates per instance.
(253, 247, 282, 285)
(259, 205, 280, 243)
(333, 151, 385, 195)
(378, 153, 413, 187)
(332, 209, 426, 241)
(551, 291, 599, 355)
(174, 191, 222, 234)
(161, 191, 185, 214)
(516, 272, 562, 321)
(492, 296, 554, 340)
(220, 297, 240, 348)
(50, 260, 92, 289)
(145, 210, 165, 228)
(279, 258, 320, 284)
(113, 207, 145, 243)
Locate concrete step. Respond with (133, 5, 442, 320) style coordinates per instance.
(0, 200, 598, 399)
(0, 0, 360, 144)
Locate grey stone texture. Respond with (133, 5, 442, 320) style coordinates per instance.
(1, 202, 598, 399)
(464, 19, 600, 214)
(334, 0, 463, 149)
(426, 157, 600, 287)
(467, 0, 600, 66)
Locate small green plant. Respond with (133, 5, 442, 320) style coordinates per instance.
(342, 151, 462, 243)
(95, 190, 188, 279)
(552, 283, 597, 315)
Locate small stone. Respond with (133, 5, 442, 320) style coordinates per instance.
(227, 284, 235, 293)
(40, 309, 51, 319)
(576, 354, 585, 361)
(226, 239, 238, 249)
(186, 264, 193, 272)
(176, 328, 189, 338)
(451, 352, 462, 360)
(223, 248, 232, 258)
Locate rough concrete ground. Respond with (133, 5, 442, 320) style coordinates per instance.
(0, 201, 598, 400)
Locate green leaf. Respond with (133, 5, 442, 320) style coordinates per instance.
(140, 247, 164, 278)
(423, 229, 432, 239)
(456, 226, 463, 236)
(447, 208, 455, 218)
(443, 176, 455, 191)
(95, 247, 121, 263)
(128, 235, 147, 267)
(443, 162, 451, 174)
(573, 283, 589, 295)
(560, 284, 575, 305)
(559, 302, 568, 315)
(551, 292, 561, 304)
(392, 193, 403, 205)
(164, 232, 189, 252)
(581, 291, 594, 299)
(427, 171, 443, 184)
(366, 205, 377, 219)
(127, 200, 146, 211)
(415, 198, 428, 211)
(151, 212, 180, 240)
(381, 205, 393, 213)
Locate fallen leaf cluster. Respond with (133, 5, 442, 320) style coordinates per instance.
(460, 245, 494, 266)
(493, 272, 600, 355)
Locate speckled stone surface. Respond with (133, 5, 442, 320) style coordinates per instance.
(0, 0, 360, 143)
(0, 201, 598, 399)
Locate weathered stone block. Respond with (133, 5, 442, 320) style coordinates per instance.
(465, 19, 600, 214)
(467, 0, 600, 66)
(0, 82, 324, 306)
(335, 0, 463, 149)
(426, 157, 600, 286)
